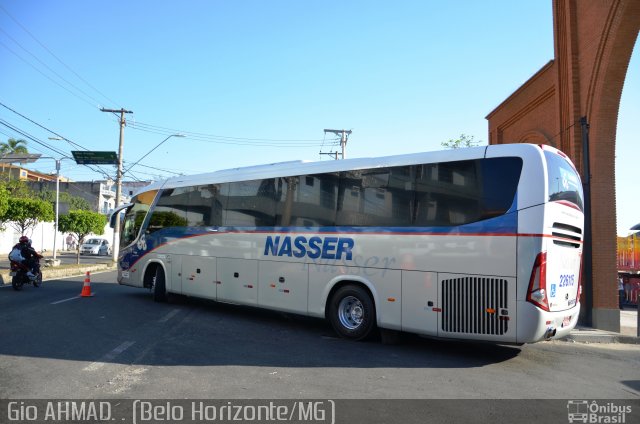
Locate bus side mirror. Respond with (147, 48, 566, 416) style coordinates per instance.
(108, 203, 133, 229)
(109, 212, 118, 229)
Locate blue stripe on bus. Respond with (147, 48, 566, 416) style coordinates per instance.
(120, 212, 517, 269)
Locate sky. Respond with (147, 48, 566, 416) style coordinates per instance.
(0, 0, 637, 235)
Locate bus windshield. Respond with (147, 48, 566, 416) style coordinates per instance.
(121, 190, 158, 247)
(545, 151, 584, 210)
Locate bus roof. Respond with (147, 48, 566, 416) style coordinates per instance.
(133, 144, 546, 195)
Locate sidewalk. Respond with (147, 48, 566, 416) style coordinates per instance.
(564, 307, 639, 344)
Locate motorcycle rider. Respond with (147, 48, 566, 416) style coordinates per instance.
(9, 236, 42, 279)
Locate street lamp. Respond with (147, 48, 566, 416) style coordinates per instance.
(47, 137, 74, 261)
(123, 133, 185, 175)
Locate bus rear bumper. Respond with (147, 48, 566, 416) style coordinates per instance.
(517, 301, 581, 343)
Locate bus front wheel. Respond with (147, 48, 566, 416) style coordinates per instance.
(328, 285, 376, 340)
(152, 266, 167, 303)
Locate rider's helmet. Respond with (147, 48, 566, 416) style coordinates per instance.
(27, 239, 33, 247)
(19, 235, 29, 244)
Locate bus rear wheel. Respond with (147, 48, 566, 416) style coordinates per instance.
(152, 266, 167, 303)
(328, 285, 376, 340)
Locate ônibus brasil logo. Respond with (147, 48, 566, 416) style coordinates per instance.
(567, 400, 632, 423)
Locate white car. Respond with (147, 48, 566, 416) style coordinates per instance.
(80, 238, 111, 256)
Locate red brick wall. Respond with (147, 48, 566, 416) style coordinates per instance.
(486, 0, 640, 325)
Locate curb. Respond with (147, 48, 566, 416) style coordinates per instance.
(561, 328, 639, 345)
(0, 263, 116, 286)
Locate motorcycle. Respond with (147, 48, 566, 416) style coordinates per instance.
(9, 259, 42, 291)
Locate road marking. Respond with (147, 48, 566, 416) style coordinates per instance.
(83, 341, 136, 372)
(158, 309, 180, 323)
(103, 366, 148, 395)
(50, 296, 81, 304)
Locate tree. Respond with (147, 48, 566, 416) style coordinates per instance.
(2, 197, 55, 236)
(58, 210, 107, 264)
(0, 176, 31, 198)
(34, 188, 92, 212)
(0, 184, 9, 230)
(0, 138, 29, 155)
(69, 195, 91, 211)
(441, 134, 482, 149)
(0, 179, 30, 230)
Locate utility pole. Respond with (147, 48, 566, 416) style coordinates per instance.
(319, 151, 339, 160)
(100, 108, 133, 262)
(323, 129, 352, 159)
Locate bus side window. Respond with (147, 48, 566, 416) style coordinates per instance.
(413, 158, 521, 227)
(147, 188, 189, 234)
(223, 179, 277, 227)
(187, 184, 222, 227)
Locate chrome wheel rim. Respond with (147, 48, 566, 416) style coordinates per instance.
(338, 296, 364, 330)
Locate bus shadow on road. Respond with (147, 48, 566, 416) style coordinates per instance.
(0, 281, 522, 370)
(121, 291, 523, 369)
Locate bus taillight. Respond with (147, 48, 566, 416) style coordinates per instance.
(576, 255, 583, 302)
(527, 252, 549, 311)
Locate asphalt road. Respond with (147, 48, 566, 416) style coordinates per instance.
(1, 271, 639, 407)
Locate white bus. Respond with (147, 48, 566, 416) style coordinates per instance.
(111, 143, 583, 344)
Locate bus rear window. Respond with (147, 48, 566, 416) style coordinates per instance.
(544, 151, 584, 211)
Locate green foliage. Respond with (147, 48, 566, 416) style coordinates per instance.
(0, 178, 32, 198)
(59, 210, 107, 263)
(69, 196, 91, 211)
(0, 184, 8, 230)
(34, 188, 92, 211)
(58, 210, 106, 243)
(3, 197, 55, 235)
(0, 184, 8, 217)
(0, 138, 29, 155)
(148, 211, 188, 230)
(441, 134, 482, 149)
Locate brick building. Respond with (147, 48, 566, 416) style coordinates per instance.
(486, 0, 639, 331)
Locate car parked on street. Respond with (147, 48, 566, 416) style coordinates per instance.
(80, 238, 111, 256)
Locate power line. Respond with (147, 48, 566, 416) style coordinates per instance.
(0, 116, 113, 179)
(0, 103, 182, 179)
(0, 119, 68, 157)
(0, 27, 107, 109)
(0, 122, 112, 180)
(0, 40, 99, 109)
(130, 120, 326, 142)
(0, 102, 80, 146)
(128, 121, 332, 147)
(133, 162, 183, 176)
(323, 129, 352, 159)
(0, 4, 120, 109)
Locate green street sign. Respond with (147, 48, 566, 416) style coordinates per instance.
(71, 151, 118, 165)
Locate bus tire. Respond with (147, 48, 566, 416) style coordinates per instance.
(328, 285, 376, 340)
(152, 266, 167, 303)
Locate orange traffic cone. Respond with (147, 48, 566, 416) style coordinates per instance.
(80, 271, 94, 297)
